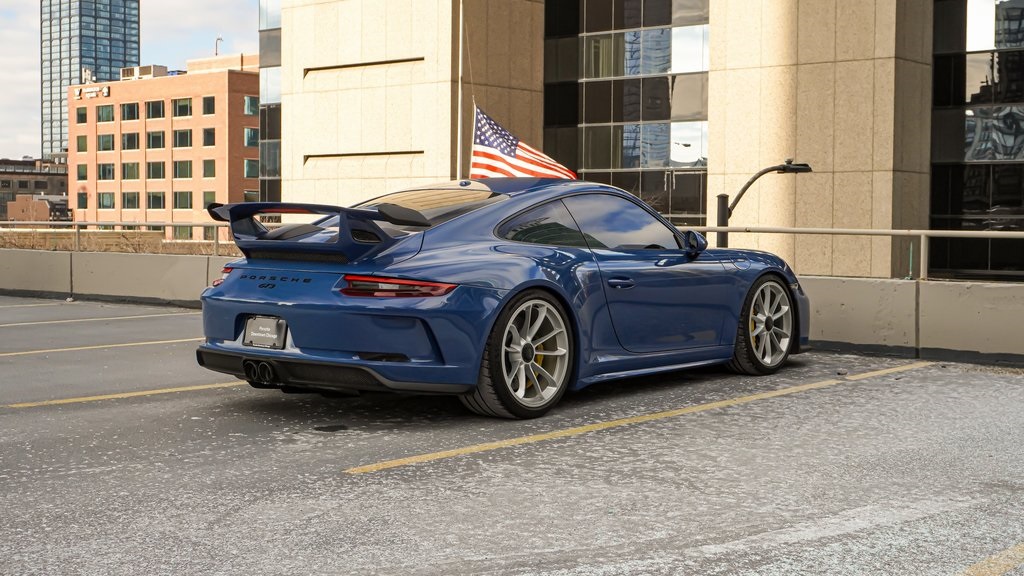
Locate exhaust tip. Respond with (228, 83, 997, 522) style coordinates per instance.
(242, 360, 258, 381)
(257, 362, 275, 384)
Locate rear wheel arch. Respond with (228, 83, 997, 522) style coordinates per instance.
(461, 284, 580, 418)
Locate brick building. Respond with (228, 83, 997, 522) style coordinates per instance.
(69, 54, 261, 239)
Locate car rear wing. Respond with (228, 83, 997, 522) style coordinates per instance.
(207, 202, 430, 261)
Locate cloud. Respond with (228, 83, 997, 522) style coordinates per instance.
(0, 1, 258, 160)
(0, 7, 42, 159)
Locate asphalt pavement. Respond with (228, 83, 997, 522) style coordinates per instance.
(1, 294, 1023, 575)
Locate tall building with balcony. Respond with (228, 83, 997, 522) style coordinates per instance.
(41, 0, 140, 158)
(68, 55, 261, 240)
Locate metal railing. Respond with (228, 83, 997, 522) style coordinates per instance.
(691, 226, 1024, 280)
(2, 221, 1024, 280)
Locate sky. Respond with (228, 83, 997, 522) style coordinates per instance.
(0, 1, 258, 160)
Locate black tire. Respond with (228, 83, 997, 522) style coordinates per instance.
(729, 275, 795, 375)
(460, 290, 574, 419)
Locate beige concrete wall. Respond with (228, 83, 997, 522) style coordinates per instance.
(280, 0, 544, 206)
(708, 0, 933, 279)
(919, 281, 1024, 357)
(800, 275, 917, 349)
(0, 250, 72, 293)
(71, 252, 211, 303)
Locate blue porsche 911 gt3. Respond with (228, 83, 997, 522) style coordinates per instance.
(197, 178, 809, 418)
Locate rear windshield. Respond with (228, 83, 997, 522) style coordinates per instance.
(353, 188, 506, 227)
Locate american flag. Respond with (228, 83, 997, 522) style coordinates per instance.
(470, 107, 576, 180)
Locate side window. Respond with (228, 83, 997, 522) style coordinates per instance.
(562, 193, 680, 250)
(497, 200, 589, 248)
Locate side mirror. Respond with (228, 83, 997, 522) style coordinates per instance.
(683, 230, 708, 257)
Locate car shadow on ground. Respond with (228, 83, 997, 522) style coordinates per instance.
(221, 355, 816, 432)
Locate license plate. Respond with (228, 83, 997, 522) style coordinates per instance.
(243, 316, 287, 349)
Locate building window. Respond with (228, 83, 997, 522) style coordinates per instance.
(122, 132, 139, 150)
(17, 180, 28, 189)
(121, 102, 139, 121)
(122, 191, 139, 210)
(122, 162, 140, 180)
(97, 192, 115, 209)
(173, 226, 193, 240)
(244, 95, 259, 115)
(33, 181, 48, 190)
(203, 96, 215, 115)
(203, 159, 216, 178)
(244, 127, 259, 147)
(173, 160, 192, 179)
(244, 190, 260, 202)
(146, 100, 164, 119)
(203, 226, 216, 241)
(173, 191, 192, 209)
(147, 131, 165, 149)
(173, 129, 192, 148)
(97, 105, 114, 122)
(77, 193, 88, 209)
(172, 98, 192, 117)
(76, 107, 87, 123)
(203, 190, 216, 208)
(77, 165, 88, 180)
(203, 128, 215, 146)
(76, 135, 87, 152)
(97, 134, 115, 151)
(97, 163, 115, 180)
(147, 161, 165, 179)
(244, 159, 259, 178)
(147, 191, 165, 209)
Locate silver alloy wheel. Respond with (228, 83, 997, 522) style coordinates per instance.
(748, 280, 793, 368)
(500, 299, 570, 408)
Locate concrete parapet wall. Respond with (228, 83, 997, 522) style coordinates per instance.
(72, 252, 212, 304)
(0, 249, 72, 294)
(919, 281, 1024, 358)
(800, 277, 917, 351)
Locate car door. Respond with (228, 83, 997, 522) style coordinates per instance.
(562, 193, 734, 354)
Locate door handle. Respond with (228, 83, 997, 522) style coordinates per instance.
(607, 277, 635, 289)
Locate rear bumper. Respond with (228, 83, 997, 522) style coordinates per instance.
(196, 345, 474, 394)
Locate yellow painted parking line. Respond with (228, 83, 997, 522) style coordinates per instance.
(958, 542, 1024, 576)
(345, 361, 932, 475)
(0, 302, 66, 309)
(0, 337, 202, 358)
(843, 360, 932, 381)
(4, 381, 246, 409)
(0, 311, 199, 328)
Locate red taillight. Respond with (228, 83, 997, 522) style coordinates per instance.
(212, 267, 233, 287)
(340, 274, 456, 298)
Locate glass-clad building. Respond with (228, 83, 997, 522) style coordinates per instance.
(932, 0, 1024, 279)
(258, 0, 282, 202)
(40, 0, 140, 158)
(544, 0, 709, 225)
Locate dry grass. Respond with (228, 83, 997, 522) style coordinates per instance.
(0, 228, 242, 257)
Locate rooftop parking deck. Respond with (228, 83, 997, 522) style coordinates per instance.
(1, 294, 1023, 574)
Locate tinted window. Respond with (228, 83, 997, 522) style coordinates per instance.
(498, 201, 589, 248)
(563, 193, 680, 250)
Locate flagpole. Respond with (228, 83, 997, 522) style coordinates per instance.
(455, 0, 465, 179)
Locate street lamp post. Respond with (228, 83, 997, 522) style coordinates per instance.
(716, 159, 812, 248)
